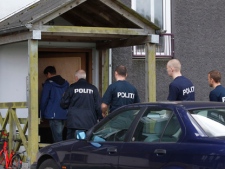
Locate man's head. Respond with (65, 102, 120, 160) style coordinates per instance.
(43, 66, 56, 79)
(208, 70, 221, 87)
(115, 65, 127, 80)
(166, 59, 181, 78)
(75, 69, 86, 82)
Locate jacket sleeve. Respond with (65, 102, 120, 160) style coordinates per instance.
(60, 87, 71, 109)
(93, 88, 103, 120)
(40, 82, 51, 118)
(167, 84, 179, 101)
(134, 89, 140, 103)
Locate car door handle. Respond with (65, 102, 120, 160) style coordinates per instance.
(107, 147, 117, 154)
(154, 149, 166, 156)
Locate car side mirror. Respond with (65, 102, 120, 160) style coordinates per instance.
(75, 130, 86, 140)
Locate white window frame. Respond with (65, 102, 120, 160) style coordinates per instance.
(131, 0, 172, 58)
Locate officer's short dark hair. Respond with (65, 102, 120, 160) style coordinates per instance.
(208, 70, 221, 83)
(115, 65, 127, 77)
(43, 66, 56, 75)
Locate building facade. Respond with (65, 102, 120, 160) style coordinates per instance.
(117, 0, 225, 102)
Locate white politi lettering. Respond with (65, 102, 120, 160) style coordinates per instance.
(222, 97, 225, 102)
(74, 88, 93, 94)
(183, 86, 195, 95)
(117, 92, 135, 99)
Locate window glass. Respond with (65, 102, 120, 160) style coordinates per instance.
(191, 109, 225, 137)
(91, 109, 140, 142)
(132, 109, 181, 143)
(131, 0, 173, 58)
(133, 0, 163, 28)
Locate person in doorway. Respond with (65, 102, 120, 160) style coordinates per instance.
(40, 66, 69, 143)
(101, 65, 140, 117)
(166, 59, 195, 101)
(208, 70, 225, 102)
(60, 69, 102, 140)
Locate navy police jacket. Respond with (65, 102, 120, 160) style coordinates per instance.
(60, 79, 102, 130)
(40, 75, 69, 120)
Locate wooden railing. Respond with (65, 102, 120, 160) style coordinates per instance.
(0, 102, 28, 161)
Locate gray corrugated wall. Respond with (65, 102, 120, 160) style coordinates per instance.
(111, 0, 225, 102)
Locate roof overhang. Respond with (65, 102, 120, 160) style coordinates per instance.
(0, 0, 160, 49)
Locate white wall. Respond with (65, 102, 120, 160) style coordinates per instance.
(0, 42, 28, 102)
(0, 0, 39, 21)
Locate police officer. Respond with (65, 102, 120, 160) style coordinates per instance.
(166, 59, 195, 101)
(208, 70, 225, 102)
(101, 65, 140, 117)
(60, 69, 102, 139)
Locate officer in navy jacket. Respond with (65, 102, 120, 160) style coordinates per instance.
(166, 59, 195, 101)
(60, 69, 102, 139)
(40, 66, 69, 142)
(101, 65, 140, 117)
(208, 70, 225, 102)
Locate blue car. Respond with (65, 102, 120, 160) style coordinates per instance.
(31, 101, 225, 169)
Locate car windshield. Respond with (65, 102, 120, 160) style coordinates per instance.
(191, 109, 225, 137)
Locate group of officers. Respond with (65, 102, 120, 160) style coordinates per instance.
(40, 65, 139, 142)
(40, 59, 225, 143)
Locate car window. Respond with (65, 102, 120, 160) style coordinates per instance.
(90, 109, 140, 142)
(132, 109, 182, 143)
(191, 109, 225, 137)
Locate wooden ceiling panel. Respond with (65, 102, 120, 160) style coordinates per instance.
(60, 0, 140, 28)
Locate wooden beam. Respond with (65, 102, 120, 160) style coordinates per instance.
(28, 39, 39, 164)
(79, 2, 117, 27)
(11, 110, 28, 150)
(101, 49, 109, 97)
(32, 0, 87, 25)
(0, 102, 27, 109)
(36, 25, 148, 36)
(69, 9, 103, 27)
(99, 0, 159, 30)
(145, 43, 156, 102)
(42, 32, 130, 39)
(96, 35, 153, 50)
(0, 32, 32, 45)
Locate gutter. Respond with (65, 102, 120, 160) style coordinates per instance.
(0, 25, 29, 36)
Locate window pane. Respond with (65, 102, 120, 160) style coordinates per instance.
(136, 0, 151, 21)
(91, 109, 140, 142)
(132, 108, 177, 142)
(154, 0, 163, 28)
(161, 115, 181, 142)
(191, 109, 225, 137)
(134, 0, 163, 28)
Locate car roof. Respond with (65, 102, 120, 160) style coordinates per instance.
(123, 101, 225, 110)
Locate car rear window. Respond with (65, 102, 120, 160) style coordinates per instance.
(191, 109, 225, 137)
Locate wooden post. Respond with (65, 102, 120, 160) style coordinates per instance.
(145, 43, 156, 102)
(101, 49, 109, 96)
(28, 39, 39, 164)
(8, 108, 16, 153)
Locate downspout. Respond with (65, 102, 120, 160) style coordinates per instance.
(109, 48, 112, 85)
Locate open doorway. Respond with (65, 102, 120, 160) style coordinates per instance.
(38, 48, 92, 143)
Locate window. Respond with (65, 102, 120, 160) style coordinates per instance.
(132, 108, 181, 142)
(191, 109, 225, 137)
(131, 0, 173, 58)
(91, 109, 140, 142)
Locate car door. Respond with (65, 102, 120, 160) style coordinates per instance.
(119, 107, 183, 169)
(69, 108, 142, 169)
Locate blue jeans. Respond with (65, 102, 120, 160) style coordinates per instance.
(49, 119, 65, 143)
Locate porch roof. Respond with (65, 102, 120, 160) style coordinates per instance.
(0, 0, 160, 49)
